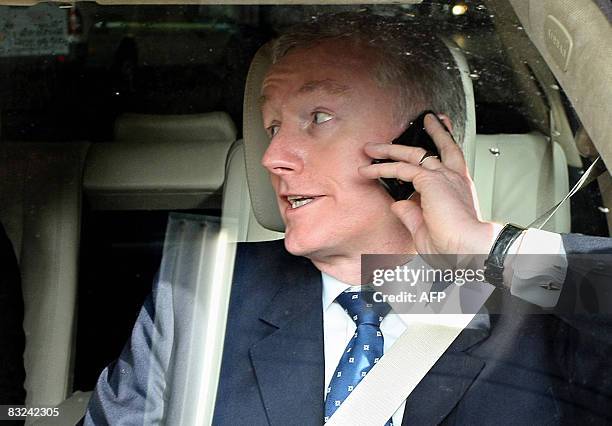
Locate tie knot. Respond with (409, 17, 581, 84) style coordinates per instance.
(336, 290, 391, 326)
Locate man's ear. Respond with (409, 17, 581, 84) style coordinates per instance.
(436, 113, 453, 134)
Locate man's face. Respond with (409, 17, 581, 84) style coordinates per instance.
(261, 39, 408, 260)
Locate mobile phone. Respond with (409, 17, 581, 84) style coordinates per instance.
(371, 110, 441, 201)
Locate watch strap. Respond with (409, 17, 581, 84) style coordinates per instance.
(484, 223, 526, 287)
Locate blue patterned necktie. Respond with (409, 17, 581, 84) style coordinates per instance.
(324, 290, 393, 425)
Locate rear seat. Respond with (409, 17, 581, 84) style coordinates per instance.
(64, 112, 237, 424)
(474, 133, 570, 232)
(0, 142, 89, 412)
(85, 111, 237, 210)
(0, 112, 238, 425)
(114, 111, 237, 144)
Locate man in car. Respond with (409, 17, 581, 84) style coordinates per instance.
(85, 13, 612, 425)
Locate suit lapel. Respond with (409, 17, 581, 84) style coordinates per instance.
(400, 327, 488, 426)
(249, 256, 325, 426)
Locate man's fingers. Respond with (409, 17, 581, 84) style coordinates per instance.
(391, 199, 424, 236)
(364, 143, 443, 170)
(424, 114, 467, 174)
(364, 113, 468, 175)
(364, 142, 427, 164)
(359, 161, 425, 182)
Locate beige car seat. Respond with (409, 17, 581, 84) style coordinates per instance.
(4, 112, 237, 425)
(85, 112, 237, 211)
(0, 142, 89, 412)
(475, 133, 570, 232)
(114, 111, 237, 144)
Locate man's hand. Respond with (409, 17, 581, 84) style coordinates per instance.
(359, 113, 501, 256)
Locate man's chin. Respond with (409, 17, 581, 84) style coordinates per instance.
(283, 236, 314, 257)
(283, 231, 324, 258)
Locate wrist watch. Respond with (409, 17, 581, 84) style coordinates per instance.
(483, 223, 526, 287)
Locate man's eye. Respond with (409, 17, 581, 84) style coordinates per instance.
(267, 125, 280, 137)
(313, 112, 333, 125)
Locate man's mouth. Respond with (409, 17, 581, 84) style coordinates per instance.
(286, 195, 319, 209)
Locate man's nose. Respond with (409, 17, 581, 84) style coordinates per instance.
(261, 130, 304, 176)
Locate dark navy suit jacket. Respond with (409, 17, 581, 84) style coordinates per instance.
(85, 234, 612, 425)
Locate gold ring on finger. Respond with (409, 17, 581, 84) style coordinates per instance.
(419, 152, 439, 166)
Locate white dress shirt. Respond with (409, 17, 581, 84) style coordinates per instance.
(508, 228, 568, 307)
(321, 228, 567, 425)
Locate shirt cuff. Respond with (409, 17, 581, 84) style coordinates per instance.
(507, 228, 568, 308)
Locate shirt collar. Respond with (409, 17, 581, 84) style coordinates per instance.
(321, 272, 361, 312)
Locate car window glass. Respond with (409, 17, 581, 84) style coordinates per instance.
(1, 1, 610, 421)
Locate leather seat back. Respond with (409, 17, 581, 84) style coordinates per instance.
(0, 142, 89, 408)
(114, 111, 237, 144)
(85, 112, 237, 211)
(474, 133, 571, 232)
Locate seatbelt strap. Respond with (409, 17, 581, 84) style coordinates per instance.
(328, 156, 608, 426)
(326, 316, 475, 426)
(529, 156, 606, 229)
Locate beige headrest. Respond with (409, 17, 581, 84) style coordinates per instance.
(243, 42, 285, 232)
(442, 38, 477, 179)
(243, 40, 476, 233)
(115, 111, 237, 143)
